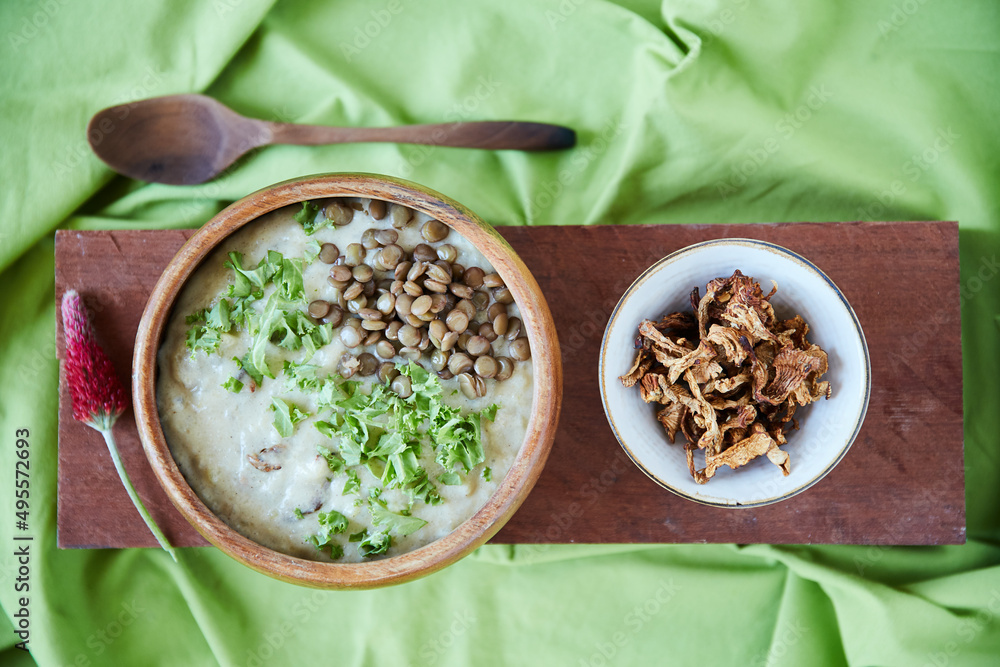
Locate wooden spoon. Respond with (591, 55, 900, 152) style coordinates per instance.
(87, 94, 577, 185)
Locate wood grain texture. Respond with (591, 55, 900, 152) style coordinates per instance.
(89, 94, 575, 185)
(56, 228, 207, 549)
(56, 221, 965, 550)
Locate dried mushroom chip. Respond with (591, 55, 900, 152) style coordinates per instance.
(247, 444, 285, 472)
(656, 403, 686, 443)
(701, 425, 780, 481)
(653, 311, 697, 334)
(619, 349, 652, 388)
(621, 270, 831, 484)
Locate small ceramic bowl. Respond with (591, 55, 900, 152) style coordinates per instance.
(132, 173, 562, 588)
(599, 238, 870, 508)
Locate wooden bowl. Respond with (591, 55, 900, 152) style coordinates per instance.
(132, 173, 562, 588)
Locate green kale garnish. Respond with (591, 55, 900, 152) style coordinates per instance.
(224, 251, 279, 300)
(186, 247, 328, 382)
(437, 471, 462, 486)
(357, 529, 392, 558)
(271, 398, 308, 438)
(317, 445, 346, 474)
(221, 376, 243, 393)
(185, 325, 221, 356)
(283, 360, 323, 392)
(303, 240, 322, 264)
(304, 362, 498, 507)
(343, 469, 361, 496)
(184, 298, 234, 357)
(370, 504, 427, 538)
(293, 201, 326, 235)
(304, 509, 349, 558)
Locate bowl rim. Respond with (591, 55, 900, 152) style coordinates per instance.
(132, 172, 562, 588)
(598, 237, 871, 508)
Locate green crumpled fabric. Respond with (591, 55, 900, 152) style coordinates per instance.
(2, 0, 999, 664)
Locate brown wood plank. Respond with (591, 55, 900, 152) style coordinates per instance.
(55, 221, 965, 549)
(56, 229, 208, 549)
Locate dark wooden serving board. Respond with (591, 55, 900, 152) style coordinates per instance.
(55, 221, 965, 549)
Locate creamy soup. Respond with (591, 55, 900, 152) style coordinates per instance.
(157, 199, 533, 562)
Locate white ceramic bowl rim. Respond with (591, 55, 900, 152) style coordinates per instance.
(599, 238, 871, 508)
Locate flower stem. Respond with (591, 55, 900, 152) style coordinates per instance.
(100, 427, 178, 562)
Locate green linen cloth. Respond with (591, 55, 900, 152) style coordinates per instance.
(2, 0, 999, 664)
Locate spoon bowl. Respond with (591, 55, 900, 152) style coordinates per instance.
(88, 94, 576, 185)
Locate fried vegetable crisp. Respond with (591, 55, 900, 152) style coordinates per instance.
(621, 270, 831, 484)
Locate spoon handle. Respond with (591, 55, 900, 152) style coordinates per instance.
(265, 120, 576, 151)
